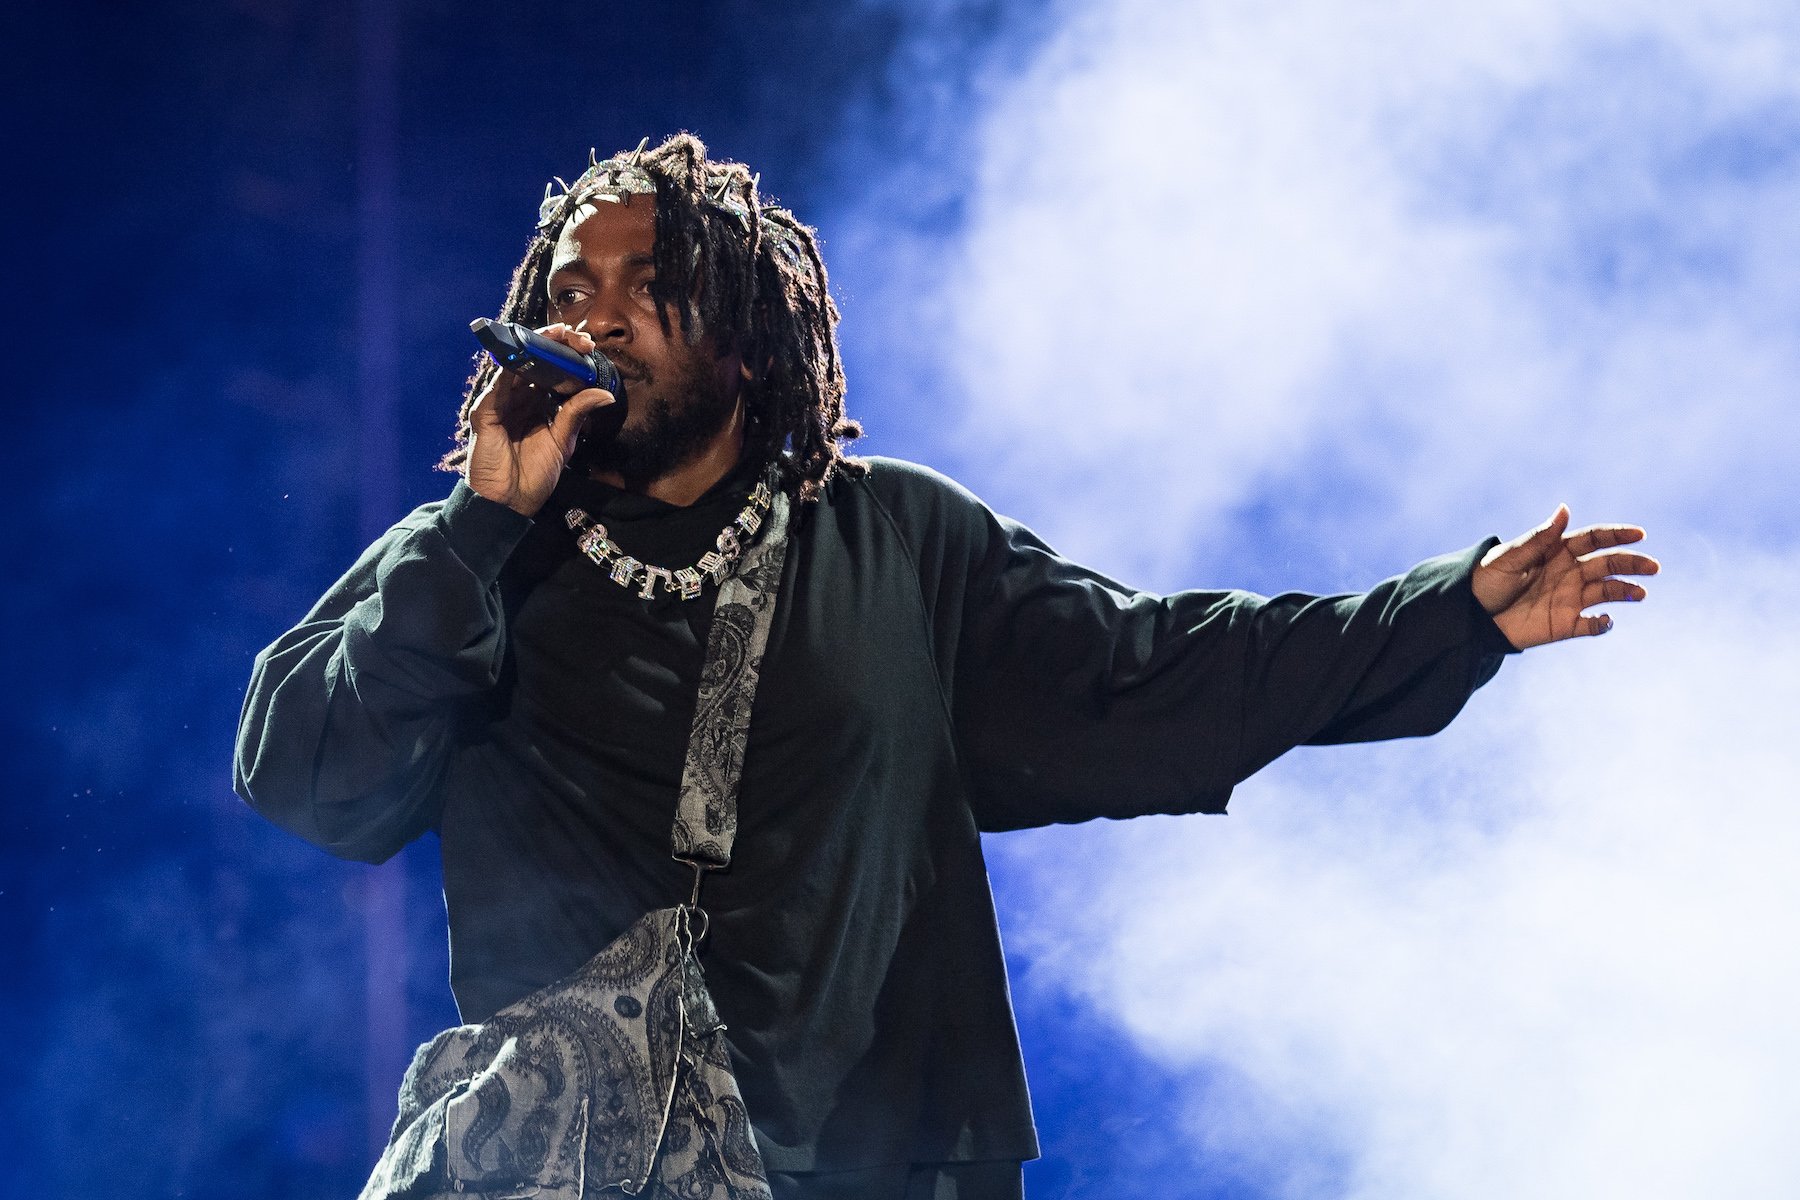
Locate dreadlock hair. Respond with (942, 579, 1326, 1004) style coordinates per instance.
(440, 132, 864, 501)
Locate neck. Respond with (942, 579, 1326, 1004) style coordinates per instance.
(587, 400, 748, 507)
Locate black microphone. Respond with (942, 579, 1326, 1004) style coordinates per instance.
(470, 318, 629, 442)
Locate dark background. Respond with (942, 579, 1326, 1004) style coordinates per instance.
(2, 2, 1269, 1196)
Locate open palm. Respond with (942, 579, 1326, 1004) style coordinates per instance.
(1470, 505, 1660, 650)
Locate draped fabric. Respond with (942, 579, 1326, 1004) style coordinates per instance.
(672, 491, 790, 870)
(359, 906, 769, 1200)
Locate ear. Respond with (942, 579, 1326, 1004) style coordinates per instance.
(738, 352, 775, 384)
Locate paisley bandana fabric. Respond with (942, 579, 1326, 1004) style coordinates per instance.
(360, 484, 792, 1200)
(672, 491, 789, 869)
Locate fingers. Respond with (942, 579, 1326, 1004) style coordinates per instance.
(1581, 577, 1647, 607)
(1573, 573, 1648, 641)
(1565, 523, 1646, 557)
(469, 391, 500, 429)
(474, 366, 555, 437)
(1493, 508, 1656, 576)
(468, 379, 516, 430)
(1487, 504, 1571, 570)
(1519, 503, 1570, 551)
(538, 322, 597, 354)
(549, 387, 616, 454)
(1579, 550, 1661, 581)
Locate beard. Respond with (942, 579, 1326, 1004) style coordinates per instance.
(568, 346, 738, 483)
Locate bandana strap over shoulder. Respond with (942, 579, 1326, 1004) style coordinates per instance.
(360, 480, 792, 1200)
(672, 487, 790, 873)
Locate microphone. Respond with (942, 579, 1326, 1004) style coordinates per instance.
(470, 318, 630, 442)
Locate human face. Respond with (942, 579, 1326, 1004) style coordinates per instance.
(544, 196, 744, 482)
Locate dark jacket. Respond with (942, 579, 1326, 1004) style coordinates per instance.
(235, 455, 1516, 1171)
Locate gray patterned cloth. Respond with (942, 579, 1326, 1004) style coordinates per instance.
(359, 489, 791, 1200)
(671, 491, 789, 870)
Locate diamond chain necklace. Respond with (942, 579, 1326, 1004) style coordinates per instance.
(564, 473, 777, 601)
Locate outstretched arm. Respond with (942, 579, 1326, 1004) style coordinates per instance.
(944, 507, 1520, 829)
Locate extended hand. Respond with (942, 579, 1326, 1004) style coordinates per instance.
(1470, 505, 1659, 650)
(466, 324, 616, 518)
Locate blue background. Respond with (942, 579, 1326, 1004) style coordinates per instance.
(3, 3, 1247, 1196)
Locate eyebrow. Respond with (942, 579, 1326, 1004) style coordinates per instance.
(548, 252, 657, 278)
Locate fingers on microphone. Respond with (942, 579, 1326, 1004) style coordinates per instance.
(566, 387, 615, 413)
(553, 388, 614, 443)
(537, 322, 596, 352)
(469, 390, 503, 427)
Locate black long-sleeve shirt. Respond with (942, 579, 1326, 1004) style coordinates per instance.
(235, 454, 1517, 1172)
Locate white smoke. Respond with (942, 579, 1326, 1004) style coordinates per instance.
(837, 0, 1800, 1194)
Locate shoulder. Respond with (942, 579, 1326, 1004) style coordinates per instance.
(815, 456, 1008, 585)
(828, 455, 996, 529)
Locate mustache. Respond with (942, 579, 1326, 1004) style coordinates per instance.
(603, 350, 652, 383)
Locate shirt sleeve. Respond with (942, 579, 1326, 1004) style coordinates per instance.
(233, 481, 534, 862)
(946, 496, 1519, 833)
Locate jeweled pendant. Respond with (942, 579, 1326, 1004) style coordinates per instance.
(578, 527, 613, 561)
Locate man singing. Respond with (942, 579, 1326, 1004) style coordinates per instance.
(235, 134, 1657, 1200)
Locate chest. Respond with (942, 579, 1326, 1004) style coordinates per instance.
(500, 512, 946, 779)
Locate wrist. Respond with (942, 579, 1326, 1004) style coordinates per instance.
(1469, 558, 1524, 616)
(439, 480, 536, 581)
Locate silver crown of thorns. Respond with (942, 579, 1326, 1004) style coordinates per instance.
(536, 137, 773, 239)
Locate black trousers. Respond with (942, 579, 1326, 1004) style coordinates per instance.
(766, 1160, 1025, 1200)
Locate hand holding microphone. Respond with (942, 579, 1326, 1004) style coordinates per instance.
(465, 320, 628, 518)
